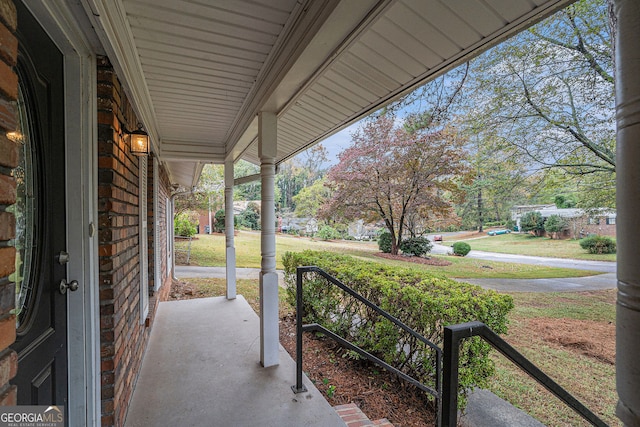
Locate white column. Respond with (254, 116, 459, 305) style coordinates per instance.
(259, 111, 279, 367)
(225, 160, 236, 300)
(615, 1, 640, 425)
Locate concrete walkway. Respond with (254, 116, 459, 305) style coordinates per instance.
(125, 296, 345, 427)
(176, 265, 284, 281)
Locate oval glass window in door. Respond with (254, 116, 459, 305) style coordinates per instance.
(8, 84, 38, 330)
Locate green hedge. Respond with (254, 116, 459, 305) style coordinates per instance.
(579, 235, 616, 254)
(400, 236, 432, 256)
(378, 231, 393, 253)
(282, 250, 513, 408)
(452, 241, 471, 256)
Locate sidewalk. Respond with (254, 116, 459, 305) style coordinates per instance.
(175, 266, 285, 285)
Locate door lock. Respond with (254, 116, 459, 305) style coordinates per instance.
(59, 279, 79, 294)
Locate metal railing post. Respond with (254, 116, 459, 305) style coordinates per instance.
(291, 267, 307, 393)
(442, 326, 460, 427)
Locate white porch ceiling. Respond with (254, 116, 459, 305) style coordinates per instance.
(83, 0, 576, 187)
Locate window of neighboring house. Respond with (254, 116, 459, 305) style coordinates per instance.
(588, 217, 599, 225)
(606, 217, 616, 225)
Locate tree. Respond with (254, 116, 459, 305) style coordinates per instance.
(520, 211, 546, 237)
(466, 0, 615, 209)
(544, 214, 568, 239)
(554, 194, 577, 208)
(277, 145, 328, 212)
(292, 178, 330, 218)
(239, 202, 260, 230)
(234, 160, 261, 201)
(457, 127, 531, 231)
(175, 164, 224, 216)
(323, 114, 466, 255)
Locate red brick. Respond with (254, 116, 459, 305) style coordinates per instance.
(0, 349, 17, 384)
(0, 385, 16, 406)
(0, 1, 17, 32)
(101, 415, 114, 427)
(0, 211, 14, 240)
(0, 133, 17, 168)
(0, 315, 15, 350)
(0, 22, 16, 65)
(0, 60, 16, 100)
(0, 173, 14, 204)
(0, 247, 14, 278)
(0, 96, 16, 132)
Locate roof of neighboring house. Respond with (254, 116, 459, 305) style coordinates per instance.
(512, 206, 617, 219)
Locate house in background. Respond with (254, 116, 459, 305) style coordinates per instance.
(511, 205, 616, 238)
(1, 1, 640, 427)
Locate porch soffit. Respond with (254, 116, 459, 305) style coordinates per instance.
(83, 0, 576, 188)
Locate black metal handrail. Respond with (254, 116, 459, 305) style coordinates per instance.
(442, 321, 609, 427)
(291, 266, 442, 426)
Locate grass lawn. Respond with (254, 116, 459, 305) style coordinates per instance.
(181, 232, 600, 279)
(487, 289, 618, 426)
(448, 232, 617, 262)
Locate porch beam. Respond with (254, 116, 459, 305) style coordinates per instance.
(225, 160, 236, 300)
(259, 111, 279, 367)
(615, 1, 640, 425)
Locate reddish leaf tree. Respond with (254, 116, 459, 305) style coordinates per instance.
(322, 115, 466, 255)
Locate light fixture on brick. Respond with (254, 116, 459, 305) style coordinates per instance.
(126, 124, 150, 156)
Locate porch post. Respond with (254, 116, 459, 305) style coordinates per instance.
(615, 1, 640, 425)
(225, 160, 236, 300)
(259, 111, 279, 367)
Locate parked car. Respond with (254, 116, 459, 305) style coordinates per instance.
(487, 229, 511, 236)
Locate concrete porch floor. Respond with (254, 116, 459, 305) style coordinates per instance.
(124, 295, 345, 427)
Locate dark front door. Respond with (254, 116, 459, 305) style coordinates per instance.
(11, 1, 68, 408)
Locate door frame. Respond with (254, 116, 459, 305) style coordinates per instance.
(23, 3, 100, 426)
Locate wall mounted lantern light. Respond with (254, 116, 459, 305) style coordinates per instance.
(127, 124, 150, 156)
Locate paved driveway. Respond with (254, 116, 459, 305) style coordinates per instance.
(176, 245, 617, 293)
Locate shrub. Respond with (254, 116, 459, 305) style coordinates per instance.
(174, 212, 197, 237)
(452, 241, 471, 256)
(505, 219, 515, 231)
(239, 203, 260, 230)
(544, 214, 568, 239)
(400, 236, 432, 257)
(579, 235, 616, 254)
(214, 209, 225, 232)
(317, 225, 341, 240)
(282, 250, 513, 410)
(378, 231, 393, 253)
(520, 211, 545, 236)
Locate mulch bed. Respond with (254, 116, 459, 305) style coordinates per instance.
(279, 313, 437, 426)
(374, 253, 452, 266)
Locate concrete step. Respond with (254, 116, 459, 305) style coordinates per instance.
(459, 389, 545, 427)
(334, 403, 394, 427)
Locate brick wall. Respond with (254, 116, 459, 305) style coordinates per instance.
(0, 0, 18, 407)
(97, 56, 171, 427)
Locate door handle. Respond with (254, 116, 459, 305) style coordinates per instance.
(59, 279, 79, 294)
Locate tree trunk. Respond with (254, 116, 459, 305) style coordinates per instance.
(477, 186, 484, 232)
